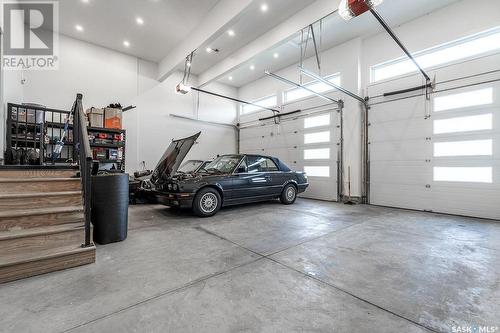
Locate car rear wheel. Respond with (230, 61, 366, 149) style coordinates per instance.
(280, 184, 297, 205)
(193, 188, 222, 217)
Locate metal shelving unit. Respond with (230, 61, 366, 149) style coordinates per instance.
(5, 103, 126, 171)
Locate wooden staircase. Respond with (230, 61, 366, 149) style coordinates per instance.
(0, 166, 96, 284)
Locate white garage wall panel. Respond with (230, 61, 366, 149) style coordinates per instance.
(240, 109, 341, 201)
(368, 52, 500, 219)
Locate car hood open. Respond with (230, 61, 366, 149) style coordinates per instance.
(151, 132, 201, 183)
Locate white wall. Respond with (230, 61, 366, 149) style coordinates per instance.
(123, 71, 238, 172)
(4, 34, 158, 110)
(1, 34, 159, 154)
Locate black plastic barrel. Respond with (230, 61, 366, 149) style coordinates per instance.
(91, 173, 129, 244)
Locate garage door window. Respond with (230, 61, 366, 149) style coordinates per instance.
(304, 148, 330, 160)
(304, 131, 330, 144)
(433, 167, 492, 183)
(371, 26, 500, 82)
(434, 88, 493, 112)
(284, 74, 341, 103)
(241, 95, 277, 115)
(304, 166, 330, 177)
(434, 140, 492, 157)
(304, 114, 330, 129)
(433, 114, 492, 134)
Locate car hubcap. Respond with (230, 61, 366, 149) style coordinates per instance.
(200, 193, 218, 213)
(286, 187, 296, 201)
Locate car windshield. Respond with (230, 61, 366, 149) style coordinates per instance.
(203, 155, 241, 174)
(177, 160, 203, 173)
(198, 161, 211, 173)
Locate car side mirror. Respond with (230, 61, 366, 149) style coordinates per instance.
(237, 166, 247, 173)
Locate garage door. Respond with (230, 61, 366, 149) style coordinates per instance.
(240, 108, 341, 201)
(368, 72, 500, 220)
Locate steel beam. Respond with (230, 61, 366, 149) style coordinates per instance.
(299, 66, 366, 105)
(264, 70, 340, 104)
(369, 8, 431, 83)
(190, 87, 280, 114)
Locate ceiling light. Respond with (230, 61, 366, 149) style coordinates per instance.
(123, 40, 130, 47)
(250, 65, 255, 71)
(260, 3, 268, 12)
(75, 25, 83, 32)
(206, 47, 219, 54)
(81, 0, 89, 3)
(186, 61, 191, 67)
(136, 17, 144, 25)
(273, 52, 279, 59)
(339, 0, 383, 21)
(227, 30, 235, 37)
(228, 76, 233, 81)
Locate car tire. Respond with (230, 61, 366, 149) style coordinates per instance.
(193, 187, 222, 217)
(280, 184, 297, 205)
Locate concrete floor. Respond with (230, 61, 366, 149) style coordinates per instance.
(1, 199, 499, 333)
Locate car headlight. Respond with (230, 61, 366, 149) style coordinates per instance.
(168, 184, 173, 191)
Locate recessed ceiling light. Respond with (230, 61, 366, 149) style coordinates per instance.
(75, 25, 83, 32)
(206, 47, 213, 53)
(136, 17, 144, 25)
(123, 40, 130, 47)
(250, 65, 255, 71)
(81, 0, 89, 3)
(228, 76, 233, 81)
(186, 61, 191, 67)
(227, 30, 235, 37)
(260, 3, 268, 12)
(273, 52, 279, 59)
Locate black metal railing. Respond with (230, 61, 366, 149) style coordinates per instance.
(72, 94, 93, 247)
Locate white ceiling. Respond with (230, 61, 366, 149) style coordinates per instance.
(57, 0, 220, 62)
(218, 0, 462, 87)
(183, 0, 317, 75)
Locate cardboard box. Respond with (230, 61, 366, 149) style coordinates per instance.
(104, 108, 122, 129)
(88, 108, 104, 128)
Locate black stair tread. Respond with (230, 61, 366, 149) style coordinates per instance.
(0, 223, 84, 241)
(0, 178, 80, 183)
(0, 191, 82, 199)
(0, 206, 83, 218)
(0, 244, 95, 267)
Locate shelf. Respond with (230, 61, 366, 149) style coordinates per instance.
(46, 121, 73, 129)
(93, 159, 122, 163)
(88, 127, 125, 134)
(90, 143, 124, 148)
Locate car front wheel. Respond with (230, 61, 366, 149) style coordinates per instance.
(193, 188, 222, 217)
(280, 184, 297, 205)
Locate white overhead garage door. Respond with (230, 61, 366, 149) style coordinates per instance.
(368, 67, 500, 220)
(240, 108, 341, 201)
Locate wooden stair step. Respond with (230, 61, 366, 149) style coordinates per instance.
(0, 166, 79, 179)
(0, 244, 96, 284)
(0, 223, 85, 256)
(0, 191, 82, 210)
(0, 206, 84, 232)
(0, 178, 81, 194)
